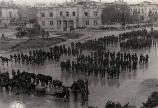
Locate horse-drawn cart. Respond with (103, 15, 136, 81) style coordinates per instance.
(35, 85, 69, 100)
(35, 86, 64, 96)
(45, 87, 63, 95)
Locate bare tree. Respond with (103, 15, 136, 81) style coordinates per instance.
(101, 4, 130, 26)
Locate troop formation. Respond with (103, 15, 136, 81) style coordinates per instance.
(73, 35, 118, 51)
(119, 29, 152, 49)
(0, 29, 150, 68)
(0, 29, 153, 107)
(61, 51, 149, 79)
(9, 45, 80, 66)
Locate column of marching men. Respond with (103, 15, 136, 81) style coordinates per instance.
(0, 29, 154, 105)
(61, 51, 149, 79)
(119, 29, 152, 49)
(8, 34, 120, 66)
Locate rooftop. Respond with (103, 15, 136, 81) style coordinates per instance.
(0, 1, 17, 8)
(130, 1, 157, 6)
(35, 0, 102, 8)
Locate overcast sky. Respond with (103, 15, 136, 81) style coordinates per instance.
(0, 0, 157, 5)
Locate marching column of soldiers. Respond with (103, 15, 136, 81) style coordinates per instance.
(0, 29, 154, 106)
(61, 51, 149, 79)
(119, 29, 152, 49)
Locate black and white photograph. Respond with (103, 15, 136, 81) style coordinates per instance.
(0, 0, 158, 108)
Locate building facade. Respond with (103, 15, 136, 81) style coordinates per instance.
(0, 1, 19, 28)
(36, 0, 102, 31)
(37, 0, 158, 31)
(130, 1, 158, 20)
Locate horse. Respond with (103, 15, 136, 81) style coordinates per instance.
(0, 56, 11, 65)
(52, 80, 62, 87)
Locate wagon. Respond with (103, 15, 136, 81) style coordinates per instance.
(45, 86, 63, 95)
(35, 86, 46, 95)
(46, 87, 66, 99)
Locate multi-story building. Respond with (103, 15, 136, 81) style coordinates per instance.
(0, 1, 19, 28)
(36, 0, 102, 31)
(37, 0, 158, 31)
(130, 1, 158, 20)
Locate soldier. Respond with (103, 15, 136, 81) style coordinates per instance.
(2, 33, 5, 39)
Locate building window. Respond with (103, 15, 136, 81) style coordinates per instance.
(9, 12, 12, 18)
(41, 13, 45, 17)
(60, 12, 63, 17)
(86, 20, 89, 25)
(136, 9, 138, 12)
(138, 8, 140, 13)
(0, 10, 2, 17)
(42, 21, 45, 26)
(50, 21, 53, 26)
(57, 20, 61, 29)
(49, 12, 53, 17)
(94, 11, 97, 16)
(66, 12, 69, 17)
(94, 20, 97, 26)
(73, 12, 75, 16)
(142, 9, 144, 14)
(85, 12, 88, 16)
(130, 9, 132, 12)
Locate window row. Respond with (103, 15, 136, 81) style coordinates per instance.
(85, 20, 98, 26)
(84, 11, 98, 17)
(0, 11, 13, 18)
(42, 21, 54, 26)
(40, 11, 76, 17)
(40, 11, 98, 17)
(131, 8, 153, 13)
(41, 20, 98, 26)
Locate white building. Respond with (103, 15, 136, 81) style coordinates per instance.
(0, 1, 19, 28)
(130, 1, 158, 19)
(36, 0, 102, 31)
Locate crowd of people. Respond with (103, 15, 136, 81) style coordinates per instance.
(71, 79, 89, 105)
(9, 45, 80, 66)
(9, 35, 119, 66)
(61, 50, 149, 79)
(119, 29, 152, 49)
(6, 29, 152, 67)
(0, 28, 154, 107)
(105, 101, 129, 108)
(73, 35, 118, 51)
(142, 92, 158, 108)
(104, 91, 158, 108)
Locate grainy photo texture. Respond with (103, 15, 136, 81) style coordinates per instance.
(0, 0, 158, 108)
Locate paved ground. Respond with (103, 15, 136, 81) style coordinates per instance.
(0, 28, 146, 56)
(0, 27, 157, 108)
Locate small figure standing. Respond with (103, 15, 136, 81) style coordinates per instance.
(65, 88, 70, 102)
(81, 88, 86, 105)
(2, 33, 5, 39)
(151, 26, 153, 32)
